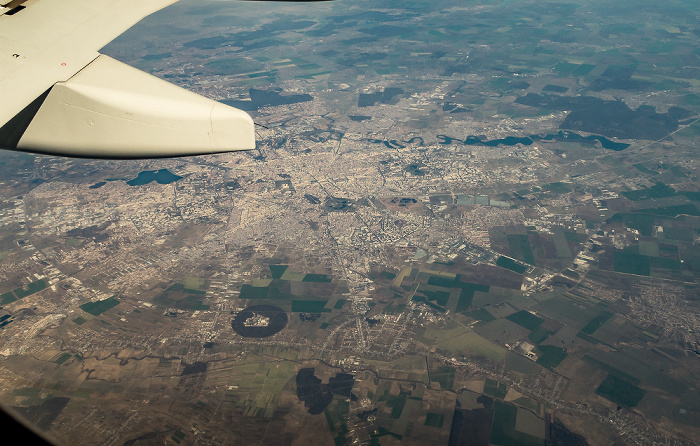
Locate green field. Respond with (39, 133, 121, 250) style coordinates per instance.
(381, 271, 397, 280)
(622, 183, 676, 201)
(171, 430, 186, 444)
(291, 300, 329, 312)
(1, 291, 16, 305)
(387, 391, 408, 419)
(427, 328, 507, 361)
(535, 294, 600, 325)
(184, 295, 209, 310)
(269, 264, 288, 279)
(280, 269, 306, 281)
(638, 204, 700, 217)
(412, 295, 447, 313)
(183, 276, 205, 290)
(422, 320, 466, 342)
(582, 355, 640, 385)
(490, 400, 544, 446)
(671, 391, 700, 428)
(581, 311, 614, 335)
(484, 378, 508, 399)
(607, 213, 655, 236)
(424, 412, 445, 428)
(54, 353, 73, 364)
(431, 366, 455, 390)
(425, 276, 489, 313)
(496, 256, 528, 274)
(527, 326, 552, 344)
(418, 287, 450, 306)
(302, 274, 332, 282)
(80, 297, 120, 316)
(240, 284, 291, 300)
(639, 240, 659, 257)
(508, 234, 535, 266)
(466, 308, 497, 322)
(12, 279, 47, 299)
(553, 61, 578, 75)
(543, 182, 571, 194)
(595, 374, 646, 407)
(226, 357, 296, 418)
(612, 251, 682, 276)
(506, 310, 543, 330)
(535, 346, 567, 369)
(614, 251, 651, 275)
(168, 283, 206, 295)
(66, 238, 81, 247)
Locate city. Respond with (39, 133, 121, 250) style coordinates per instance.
(1, 0, 700, 444)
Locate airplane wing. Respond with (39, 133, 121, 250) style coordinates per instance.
(0, 0, 255, 158)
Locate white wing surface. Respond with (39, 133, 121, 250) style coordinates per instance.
(0, 0, 255, 158)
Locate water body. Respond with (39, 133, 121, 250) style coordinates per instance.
(126, 169, 183, 186)
(369, 139, 403, 149)
(88, 181, 106, 189)
(368, 136, 424, 149)
(463, 135, 534, 147)
(437, 130, 630, 151)
(304, 194, 321, 204)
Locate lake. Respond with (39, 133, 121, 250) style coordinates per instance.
(126, 169, 183, 186)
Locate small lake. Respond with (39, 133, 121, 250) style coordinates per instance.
(88, 181, 106, 189)
(126, 169, 183, 186)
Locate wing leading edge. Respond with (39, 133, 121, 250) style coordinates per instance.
(0, 0, 256, 158)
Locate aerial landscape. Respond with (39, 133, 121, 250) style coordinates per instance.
(1, 0, 700, 444)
